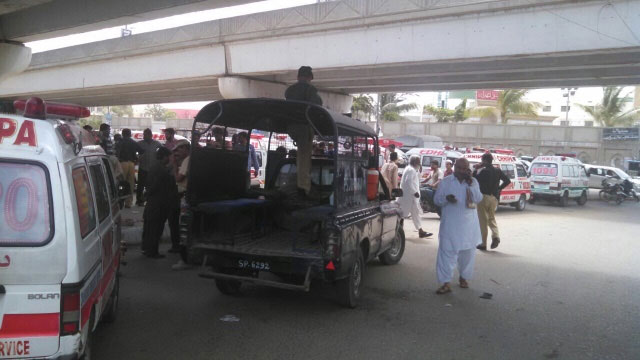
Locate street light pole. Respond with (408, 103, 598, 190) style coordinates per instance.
(562, 88, 577, 124)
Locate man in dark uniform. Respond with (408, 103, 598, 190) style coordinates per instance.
(142, 147, 178, 258)
(284, 66, 323, 194)
(473, 153, 511, 250)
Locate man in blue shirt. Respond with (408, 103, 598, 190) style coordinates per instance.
(234, 132, 260, 176)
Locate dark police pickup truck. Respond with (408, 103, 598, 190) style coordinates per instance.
(181, 99, 405, 307)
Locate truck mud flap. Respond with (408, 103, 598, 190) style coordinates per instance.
(198, 263, 312, 292)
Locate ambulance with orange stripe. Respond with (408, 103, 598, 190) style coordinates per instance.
(463, 152, 532, 211)
(0, 97, 121, 359)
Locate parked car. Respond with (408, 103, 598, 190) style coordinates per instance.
(584, 164, 640, 191)
(182, 99, 405, 308)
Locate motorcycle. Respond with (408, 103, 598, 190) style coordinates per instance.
(420, 185, 441, 217)
(599, 178, 635, 205)
(620, 179, 640, 202)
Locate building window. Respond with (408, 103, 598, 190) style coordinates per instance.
(560, 106, 570, 112)
(542, 106, 551, 112)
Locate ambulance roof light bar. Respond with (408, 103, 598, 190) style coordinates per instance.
(13, 97, 91, 120)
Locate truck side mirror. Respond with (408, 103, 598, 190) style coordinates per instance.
(391, 188, 403, 198)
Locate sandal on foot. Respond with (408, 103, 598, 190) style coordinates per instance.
(459, 278, 469, 288)
(436, 284, 452, 295)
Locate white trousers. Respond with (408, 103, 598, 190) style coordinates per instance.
(408, 199, 422, 231)
(436, 247, 476, 284)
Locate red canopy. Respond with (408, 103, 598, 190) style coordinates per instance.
(368, 138, 403, 148)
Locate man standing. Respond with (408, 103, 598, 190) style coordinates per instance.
(381, 152, 399, 191)
(118, 128, 144, 208)
(142, 147, 178, 259)
(398, 155, 432, 238)
(433, 158, 483, 294)
(443, 160, 453, 177)
(164, 128, 178, 151)
(136, 128, 161, 206)
(98, 123, 114, 155)
(473, 153, 511, 250)
(285, 66, 322, 195)
(385, 143, 397, 162)
(168, 140, 190, 253)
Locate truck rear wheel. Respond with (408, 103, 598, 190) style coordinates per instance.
(379, 228, 405, 265)
(337, 249, 364, 308)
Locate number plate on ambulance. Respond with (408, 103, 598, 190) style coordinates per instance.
(238, 259, 271, 271)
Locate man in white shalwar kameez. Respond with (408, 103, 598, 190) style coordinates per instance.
(398, 155, 432, 238)
(433, 158, 483, 294)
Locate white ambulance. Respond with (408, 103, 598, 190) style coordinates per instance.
(529, 155, 589, 206)
(405, 148, 448, 181)
(463, 152, 532, 211)
(0, 98, 122, 359)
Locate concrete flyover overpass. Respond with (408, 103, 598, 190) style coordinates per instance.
(1, 0, 639, 112)
(0, 0, 254, 42)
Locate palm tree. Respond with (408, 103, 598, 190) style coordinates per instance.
(472, 89, 539, 124)
(578, 86, 639, 127)
(378, 93, 417, 122)
(351, 94, 375, 121)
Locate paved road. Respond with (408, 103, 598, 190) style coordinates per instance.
(95, 193, 640, 359)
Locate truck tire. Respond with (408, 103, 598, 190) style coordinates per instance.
(215, 279, 242, 295)
(576, 191, 587, 206)
(101, 273, 119, 323)
(337, 249, 364, 308)
(379, 227, 405, 265)
(559, 192, 569, 207)
(515, 195, 526, 211)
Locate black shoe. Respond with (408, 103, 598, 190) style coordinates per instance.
(491, 238, 500, 249)
(419, 230, 433, 238)
(168, 247, 181, 253)
(476, 245, 487, 251)
(148, 253, 166, 259)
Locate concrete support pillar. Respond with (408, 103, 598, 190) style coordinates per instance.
(218, 76, 352, 114)
(0, 42, 31, 81)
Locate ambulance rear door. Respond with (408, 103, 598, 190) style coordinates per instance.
(0, 120, 67, 359)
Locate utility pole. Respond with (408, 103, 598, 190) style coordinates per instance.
(562, 87, 577, 124)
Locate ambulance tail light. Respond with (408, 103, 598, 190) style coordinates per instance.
(61, 291, 80, 336)
(57, 124, 76, 144)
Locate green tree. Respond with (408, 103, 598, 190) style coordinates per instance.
(578, 86, 639, 127)
(78, 115, 104, 130)
(472, 89, 539, 124)
(109, 105, 134, 117)
(423, 105, 455, 122)
(351, 94, 375, 120)
(423, 99, 469, 123)
(378, 93, 417, 122)
(144, 104, 176, 121)
(454, 99, 469, 122)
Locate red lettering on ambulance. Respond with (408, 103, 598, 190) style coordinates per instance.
(13, 120, 37, 147)
(0, 340, 31, 356)
(0, 118, 17, 144)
